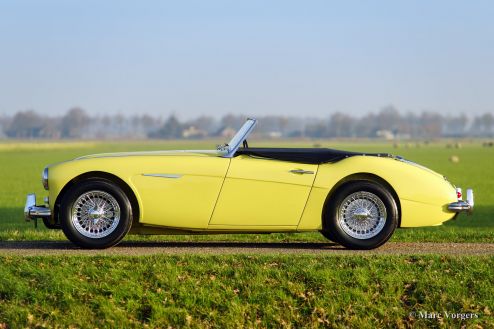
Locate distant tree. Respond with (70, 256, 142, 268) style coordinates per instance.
(376, 105, 401, 133)
(6, 110, 45, 138)
(101, 115, 112, 127)
(185, 115, 216, 134)
(40, 119, 61, 139)
(484, 113, 494, 128)
(443, 114, 468, 137)
(403, 112, 421, 137)
(2, 107, 493, 139)
(220, 114, 246, 130)
(355, 113, 378, 137)
(305, 123, 328, 138)
(481, 113, 494, 136)
(149, 115, 183, 138)
(114, 113, 125, 130)
(138, 114, 157, 128)
(284, 117, 305, 136)
(256, 116, 280, 134)
(471, 113, 494, 136)
(419, 112, 443, 138)
(327, 112, 355, 137)
(0, 115, 11, 138)
(61, 107, 90, 138)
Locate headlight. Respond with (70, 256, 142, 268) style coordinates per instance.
(42, 167, 49, 190)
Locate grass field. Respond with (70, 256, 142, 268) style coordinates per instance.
(0, 139, 493, 328)
(1, 255, 493, 328)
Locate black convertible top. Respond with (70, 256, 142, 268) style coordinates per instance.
(235, 148, 392, 164)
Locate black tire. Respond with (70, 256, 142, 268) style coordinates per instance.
(322, 181, 398, 250)
(320, 230, 341, 244)
(60, 179, 133, 249)
(42, 217, 61, 229)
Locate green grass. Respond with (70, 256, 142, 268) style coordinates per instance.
(0, 255, 492, 328)
(0, 139, 492, 243)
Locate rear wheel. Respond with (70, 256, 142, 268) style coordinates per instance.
(60, 179, 133, 249)
(322, 181, 398, 249)
(320, 229, 340, 244)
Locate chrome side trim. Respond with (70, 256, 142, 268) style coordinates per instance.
(76, 149, 227, 160)
(289, 169, 315, 175)
(142, 173, 182, 179)
(24, 193, 51, 221)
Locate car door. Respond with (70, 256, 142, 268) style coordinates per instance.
(131, 155, 230, 229)
(209, 155, 318, 228)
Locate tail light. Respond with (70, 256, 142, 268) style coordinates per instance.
(456, 188, 462, 200)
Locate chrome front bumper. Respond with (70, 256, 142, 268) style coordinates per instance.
(448, 188, 474, 213)
(24, 193, 51, 221)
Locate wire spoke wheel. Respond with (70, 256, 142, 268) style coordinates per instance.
(71, 190, 121, 239)
(338, 191, 387, 239)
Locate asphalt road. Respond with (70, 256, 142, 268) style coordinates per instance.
(0, 241, 494, 256)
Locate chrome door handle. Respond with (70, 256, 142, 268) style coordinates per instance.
(290, 169, 314, 175)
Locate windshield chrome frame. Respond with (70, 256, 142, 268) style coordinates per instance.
(223, 118, 257, 158)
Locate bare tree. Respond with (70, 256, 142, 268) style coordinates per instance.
(443, 114, 468, 137)
(6, 110, 45, 138)
(328, 112, 355, 137)
(376, 106, 402, 133)
(149, 115, 183, 139)
(1, 108, 493, 139)
(61, 107, 90, 138)
(419, 112, 443, 138)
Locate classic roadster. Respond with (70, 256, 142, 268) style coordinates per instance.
(25, 118, 474, 249)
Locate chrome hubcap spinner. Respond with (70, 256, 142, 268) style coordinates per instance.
(71, 190, 121, 238)
(338, 191, 386, 239)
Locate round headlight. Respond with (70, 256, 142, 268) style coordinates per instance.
(42, 167, 49, 190)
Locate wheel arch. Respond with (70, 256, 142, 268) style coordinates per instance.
(54, 171, 141, 225)
(322, 172, 402, 228)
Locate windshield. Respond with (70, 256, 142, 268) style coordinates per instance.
(223, 118, 257, 157)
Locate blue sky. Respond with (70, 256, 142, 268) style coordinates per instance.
(0, 0, 493, 118)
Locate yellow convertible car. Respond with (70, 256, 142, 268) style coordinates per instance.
(24, 118, 474, 249)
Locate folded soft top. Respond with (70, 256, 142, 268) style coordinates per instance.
(235, 148, 392, 164)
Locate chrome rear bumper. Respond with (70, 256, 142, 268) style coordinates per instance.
(24, 193, 51, 221)
(448, 188, 474, 213)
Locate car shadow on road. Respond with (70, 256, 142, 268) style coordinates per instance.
(120, 241, 343, 250)
(0, 240, 343, 251)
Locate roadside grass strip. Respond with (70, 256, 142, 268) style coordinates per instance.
(0, 255, 492, 328)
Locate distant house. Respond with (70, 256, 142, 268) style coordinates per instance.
(182, 126, 208, 139)
(218, 127, 236, 139)
(376, 130, 395, 140)
(267, 131, 282, 138)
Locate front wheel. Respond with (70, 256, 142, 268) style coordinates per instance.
(60, 179, 133, 249)
(322, 181, 398, 249)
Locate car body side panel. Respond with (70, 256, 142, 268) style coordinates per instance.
(131, 175, 227, 229)
(48, 153, 458, 232)
(209, 155, 317, 227)
(297, 156, 457, 230)
(399, 199, 452, 227)
(48, 154, 229, 229)
(296, 187, 329, 231)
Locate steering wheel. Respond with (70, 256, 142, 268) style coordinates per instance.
(243, 140, 249, 148)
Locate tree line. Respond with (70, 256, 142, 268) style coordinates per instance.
(0, 106, 492, 139)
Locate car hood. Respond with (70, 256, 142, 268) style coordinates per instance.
(75, 149, 225, 160)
